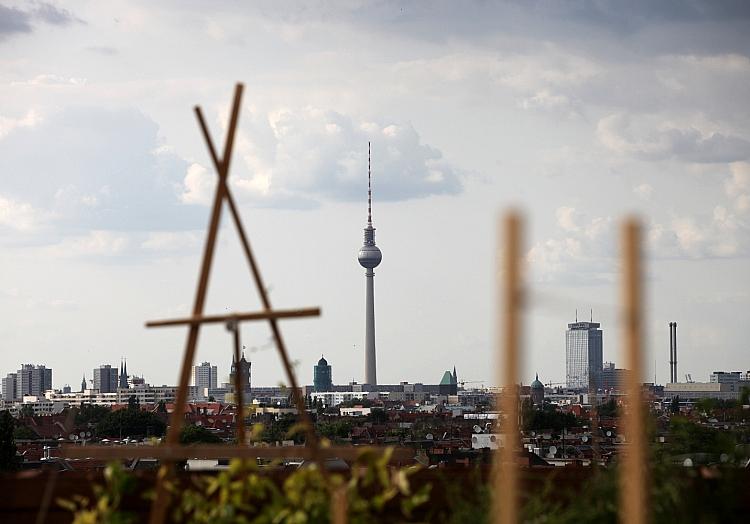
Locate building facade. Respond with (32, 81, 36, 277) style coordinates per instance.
(229, 353, 251, 395)
(10, 364, 53, 399)
(313, 356, 333, 392)
(93, 365, 118, 393)
(601, 362, 630, 392)
(2, 373, 18, 402)
(530, 374, 545, 405)
(192, 361, 218, 399)
(565, 321, 603, 390)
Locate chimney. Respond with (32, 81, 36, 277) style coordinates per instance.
(669, 322, 674, 383)
(673, 322, 678, 384)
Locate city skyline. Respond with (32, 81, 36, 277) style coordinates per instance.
(0, 2, 748, 389)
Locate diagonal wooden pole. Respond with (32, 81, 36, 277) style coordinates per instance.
(195, 106, 322, 453)
(620, 218, 648, 524)
(494, 212, 522, 524)
(149, 83, 244, 524)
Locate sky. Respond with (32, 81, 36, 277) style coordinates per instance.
(1, 1, 749, 391)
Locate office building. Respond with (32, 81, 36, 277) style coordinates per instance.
(93, 365, 118, 393)
(601, 362, 630, 392)
(14, 364, 53, 398)
(313, 356, 333, 392)
(357, 143, 383, 385)
(2, 373, 18, 402)
(565, 320, 603, 390)
(192, 361, 218, 399)
(710, 371, 742, 384)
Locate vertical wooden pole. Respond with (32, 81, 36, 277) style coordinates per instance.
(620, 218, 647, 524)
(494, 212, 522, 524)
(331, 485, 348, 524)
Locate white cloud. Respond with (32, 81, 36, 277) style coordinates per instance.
(633, 183, 653, 200)
(0, 109, 41, 139)
(555, 206, 580, 232)
(11, 74, 87, 86)
(597, 113, 750, 163)
(527, 208, 615, 283)
(141, 231, 201, 252)
(0, 106, 204, 236)
(725, 162, 750, 213)
(0, 194, 44, 231)
(49, 230, 130, 257)
(208, 106, 463, 206)
(181, 163, 214, 205)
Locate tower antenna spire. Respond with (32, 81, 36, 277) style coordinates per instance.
(367, 141, 372, 225)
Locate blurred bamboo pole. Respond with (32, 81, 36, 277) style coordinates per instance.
(494, 212, 522, 524)
(620, 218, 648, 524)
(331, 485, 348, 524)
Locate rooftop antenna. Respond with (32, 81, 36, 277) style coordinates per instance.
(575, 309, 578, 322)
(367, 141, 372, 225)
(590, 309, 593, 322)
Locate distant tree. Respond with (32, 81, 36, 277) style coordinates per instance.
(317, 420, 353, 441)
(522, 400, 580, 432)
(263, 414, 303, 444)
(96, 409, 166, 438)
(367, 409, 388, 425)
(127, 395, 140, 411)
(14, 424, 38, 440)
(0, 410, 19, 471)
(180, 424, 223, 444)
(208, 395, 216, 402)
(741, 387, 750, 406)
(668, 416, 736, 455)
(19, 404, 35, 418)
(156, 400, 167, 414)
(75, 403, 111, 426)
(670, 396, 680, 414)
(598, 398, 618, 418)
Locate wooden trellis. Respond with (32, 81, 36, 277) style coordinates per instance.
(57, 83, 409, 524)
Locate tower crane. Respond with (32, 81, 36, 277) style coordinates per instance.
(459, 380, 486, 388)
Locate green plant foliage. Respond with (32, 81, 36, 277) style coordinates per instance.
(13, 424, 39, 440)
(180, 424, 223, 444)
(60, 447, 429, 523)
(667, 416, 737, 456)
(316, 420, 353, 441)
(522, 399, 580, 432)
(176, 448, 430, 523)
(75, 404, 113, 427)
(95, 409, 166, 438)
(57, 462, 136, 524)
(0, 410, 19, 471)
(597, 398, 618, 418)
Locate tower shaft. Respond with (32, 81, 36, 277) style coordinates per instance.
(365, 268, 377, 385)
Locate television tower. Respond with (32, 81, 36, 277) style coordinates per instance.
(358, 142, 382, 385)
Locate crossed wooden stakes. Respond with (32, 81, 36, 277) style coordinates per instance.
(60, 84, 410, 524)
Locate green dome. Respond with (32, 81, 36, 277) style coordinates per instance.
(530, 373, 544, 389)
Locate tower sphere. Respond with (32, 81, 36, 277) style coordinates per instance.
(358, 243, 382, 268)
